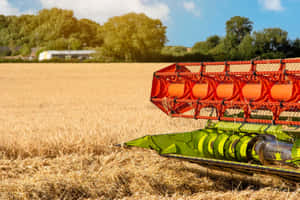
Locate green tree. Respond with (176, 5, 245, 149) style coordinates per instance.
(77, 19, 103, 47)
(161, 46, 187, 56)
(238, 34, 256, 60)
(226, 16, 253, 45)
(0, 15, 8, 29)
(68, 37, 82, 50)
(290, 38, 300, 57)
(101, 13, 167, 61)
(20, 44, 31, 56)
(46, 38, 69, 50)
(192, 35, 220, 54)
(209, 40, 228, 61)
(253, 28, 290, 58)
(34, 9, 77, 44)
(223, 16, 253, 59)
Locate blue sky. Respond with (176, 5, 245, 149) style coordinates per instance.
(1, 0, 300, 47)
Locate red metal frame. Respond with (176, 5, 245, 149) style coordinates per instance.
(150, 59, 300, 126)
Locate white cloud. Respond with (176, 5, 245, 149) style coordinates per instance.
(0, 0, 20, 15)
(0, 0, 35, 16)
(183, 1, 200, 16)
(259, 0, 284, 11)
(39, 0, 170, 23)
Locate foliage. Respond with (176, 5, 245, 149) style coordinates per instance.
(192, 35, 220, 54)
(207, 39, 228, 61)
(192, 16, 300, 61)
(237, 34, 256, 60)
(161, 46, 187, 56)
(290, 38, 300, 57)
(225, 16, 253, 46)
(253, 28, 290, 59)
(100, 13, 167, 62)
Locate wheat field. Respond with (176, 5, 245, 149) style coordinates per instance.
(0, 63, 299, 200)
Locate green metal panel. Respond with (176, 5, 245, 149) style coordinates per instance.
(125, 122, 300, 174)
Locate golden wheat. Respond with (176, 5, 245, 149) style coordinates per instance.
(0, 63, 299, 200)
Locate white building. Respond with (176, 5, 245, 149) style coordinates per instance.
(38, 50, 96, 61)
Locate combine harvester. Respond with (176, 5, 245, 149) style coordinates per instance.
(125, 58, 300, 182)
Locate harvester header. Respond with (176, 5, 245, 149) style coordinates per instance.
(151, 59, 300, 126)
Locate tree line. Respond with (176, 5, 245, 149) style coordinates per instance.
(0, 8, 299, 61)
(187, 16, 300, 61)
(0, 8, 166, 61)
